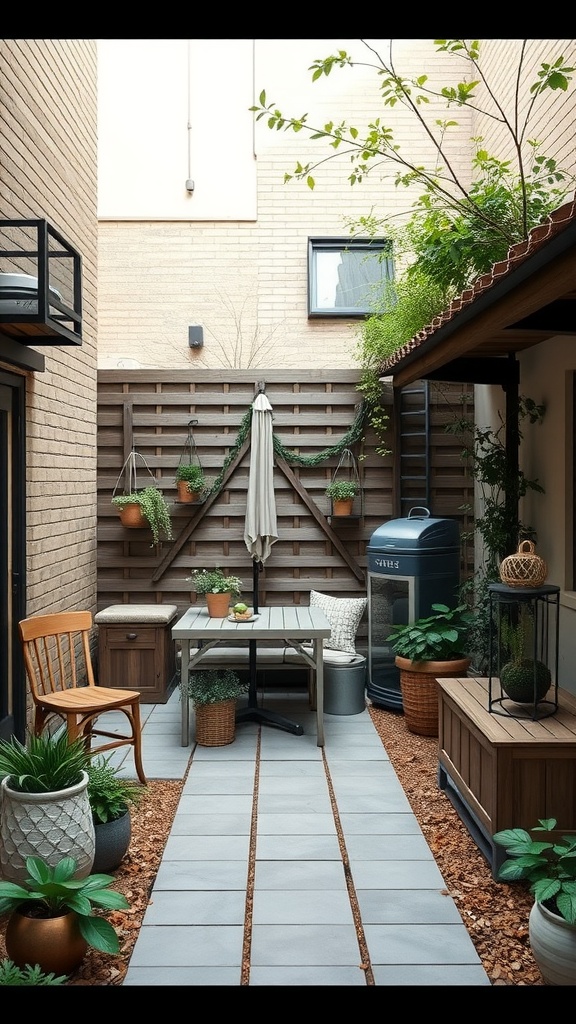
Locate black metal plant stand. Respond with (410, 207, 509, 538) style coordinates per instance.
(488, 582, 559, 721)
(235, 560, 304, 735)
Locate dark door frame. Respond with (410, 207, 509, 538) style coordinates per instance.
(0, 369, 26, 741)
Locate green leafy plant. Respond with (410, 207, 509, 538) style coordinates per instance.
(0, 855, 130, 954)
(188, 566, 242, 596)
(175, 464, 205, 491)
(386, 602, 474, 662)
(0, 958, 68, 986)
(0, 732, 89, 793)
(493, 818, 576, 924)
(186, 668, 248, 706)
(325, 480, 359, 501)
(86, 755, 145, 825)
(112, 486, 173, 546)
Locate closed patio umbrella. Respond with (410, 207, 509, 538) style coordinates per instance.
(237, 387, 303, 735)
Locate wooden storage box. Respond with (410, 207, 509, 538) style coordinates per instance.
(95, 604, 178, 703)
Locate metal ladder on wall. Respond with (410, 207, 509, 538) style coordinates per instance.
(394, 380, 431, 516)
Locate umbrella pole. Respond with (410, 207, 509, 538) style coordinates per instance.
(235, 559, 304, 735)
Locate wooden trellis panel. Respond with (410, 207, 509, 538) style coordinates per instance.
(97, 369, 474, 647)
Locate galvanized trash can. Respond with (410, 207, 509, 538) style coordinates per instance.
(366, 507, 461, 711)
(324, 655, 367, 715)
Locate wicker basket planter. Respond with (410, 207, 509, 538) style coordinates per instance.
(194, 699, 237, 746)
(395, 656, 471, 736)
(499, 540, 548, 588)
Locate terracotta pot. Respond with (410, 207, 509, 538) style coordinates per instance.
(395, 655, 471, 736)
(5, 907, 88, 975)
(92, 809, 131, 873)
(529, 900, 576, 985)
(332, 498, 354, 516)
(176, 480, 202, 504)
(0, 771, 95, 884)
(117, 503, 147, 529)
(205, 591, 233, 618)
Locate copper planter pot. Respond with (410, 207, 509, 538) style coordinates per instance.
(6, 907, 88, 975)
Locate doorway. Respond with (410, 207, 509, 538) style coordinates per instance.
(0, 372, 26, 741)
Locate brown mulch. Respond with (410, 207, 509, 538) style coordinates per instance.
(0, 706, 543, 985)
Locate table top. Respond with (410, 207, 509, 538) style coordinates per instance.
(172, 604, 331, 641)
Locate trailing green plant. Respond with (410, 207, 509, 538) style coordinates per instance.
(188, 566, 242, 596)
(112, 485, 173, 546)
(386, 602, 474, 662)
(0, 958, 68, 986)
(86, 754, 145, 825)
(0, 732, 89, 793)
(497, 605, 551, 703)
(325, 480, 359, 500)
(493, 818, 576, 924)
(0, 855, 130, 954)
(185, 668, 249, 706)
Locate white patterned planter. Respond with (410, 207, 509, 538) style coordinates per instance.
(0, 770, 95, 883)
(529, 900, 576, 986)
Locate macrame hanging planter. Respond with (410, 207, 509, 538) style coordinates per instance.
(111, 450, 173, 547)
(326, 447, 363, 519)
(175, 419, 205, 504)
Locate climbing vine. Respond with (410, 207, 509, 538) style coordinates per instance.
(210, 401, 369, 496)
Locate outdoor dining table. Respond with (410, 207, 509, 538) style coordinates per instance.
(173, 604, 332, 747)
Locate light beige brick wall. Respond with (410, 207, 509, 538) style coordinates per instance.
(472, 40, 576, 179)
(0, 38, 98, 617)
(97, 40, 468, 371)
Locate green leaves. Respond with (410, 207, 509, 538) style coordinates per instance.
(494, 819, 576, 924)
(186, 668, 248, 705)
(0, 732, 89, 793)
(386, 603, 474, 661)
(0, 855, 130, 956)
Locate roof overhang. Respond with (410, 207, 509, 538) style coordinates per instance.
(379, 196, 576, 389)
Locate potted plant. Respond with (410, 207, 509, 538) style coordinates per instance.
(112, 485, 173, 546)
(493, 818, 576, 985)
(0, 854, 130, 976)
(498, 604, 551, 705)
(188, 566, 243, 618)
(0, 732, 95, 884)
(175, 464, 206, 504)
(325, 479, 359, 516)
(86, 755, 146, 873)
(386, 602, 474, 736)
(186, 668, 248, 746)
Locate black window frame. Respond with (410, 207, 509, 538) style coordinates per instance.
(307, 237, 393, 318)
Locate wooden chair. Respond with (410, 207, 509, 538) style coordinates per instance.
(18, 610, 147, 784)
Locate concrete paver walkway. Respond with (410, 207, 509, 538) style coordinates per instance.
(108, 687, 490, 986)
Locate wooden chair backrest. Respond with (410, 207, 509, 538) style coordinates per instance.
(19, 611, 96, 701)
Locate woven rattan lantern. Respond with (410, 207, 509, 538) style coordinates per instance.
(499, 540, 548, 588)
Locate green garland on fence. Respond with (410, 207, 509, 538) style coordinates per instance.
(210, 401, 368, 497)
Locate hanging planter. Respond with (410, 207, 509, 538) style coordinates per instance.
(325, 448, 363, 518)
(175, 419, 208, 504)
(111, 450, 173, 547)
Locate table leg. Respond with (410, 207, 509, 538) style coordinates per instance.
(314, 639, 325, 747)
(181, 640, 190, 746)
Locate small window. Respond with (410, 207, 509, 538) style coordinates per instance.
(308, 237, 394, 318)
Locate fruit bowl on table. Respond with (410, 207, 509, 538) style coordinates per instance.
(229, 607, 255, 621)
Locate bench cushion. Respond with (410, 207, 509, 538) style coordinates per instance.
(95, 604, 178, 625)
(283, 646, 364, 666)
(189, 646, 286, 665)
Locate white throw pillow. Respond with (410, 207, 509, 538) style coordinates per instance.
(309, 590, 367, 655)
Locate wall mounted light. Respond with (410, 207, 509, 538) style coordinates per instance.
(188, 325, 203, 348)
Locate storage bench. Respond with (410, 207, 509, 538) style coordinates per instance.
(95, 604, 179, 703)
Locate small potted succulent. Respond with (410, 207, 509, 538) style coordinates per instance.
(188, 566, 243, 618)
(385, 602, 474, 736)
(325, 479, 359, 516)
